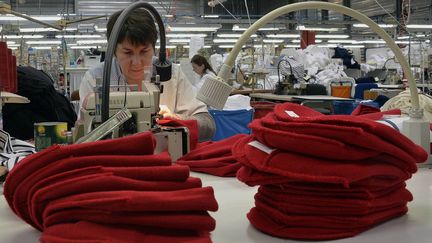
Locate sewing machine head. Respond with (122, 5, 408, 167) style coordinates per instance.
(74, 82, 160, 140)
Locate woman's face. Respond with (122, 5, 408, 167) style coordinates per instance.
(192, 62, 205, 76)
(115, 39, 154, 86)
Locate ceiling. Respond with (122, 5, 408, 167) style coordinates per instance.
(1, 0, 431, 49)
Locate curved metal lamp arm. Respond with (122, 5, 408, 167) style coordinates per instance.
(101, 1, 167, 122)
(210, 1, 420, 115)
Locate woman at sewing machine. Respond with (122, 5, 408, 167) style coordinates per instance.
(78, 8, 215, 141)
(190, 54, 217, 92)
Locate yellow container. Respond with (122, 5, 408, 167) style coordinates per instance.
(34, 122, 68, 151)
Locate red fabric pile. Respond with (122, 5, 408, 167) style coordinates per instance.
(3, 132, 218, 243)
(233, 102, 427, 240)
(176, 134, 248, 177)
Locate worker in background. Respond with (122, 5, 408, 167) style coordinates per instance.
(190, 54, 216, 92)
(79, 8, 215, 141)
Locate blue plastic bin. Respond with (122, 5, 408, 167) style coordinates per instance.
(208, 109, 254, 141)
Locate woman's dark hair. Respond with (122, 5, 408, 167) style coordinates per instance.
(191, 54, 216, 75)
(107, 8, 157, 48)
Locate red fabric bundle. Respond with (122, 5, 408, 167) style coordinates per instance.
(176, 134, 247, 177)
(351, 104, 401, 120)
(272, 103, 427, 163)
(3, 132, 219, 242)
(247, 204, 407, 240)
(233, 136, 411, 187)
(40, 221, 212, 243)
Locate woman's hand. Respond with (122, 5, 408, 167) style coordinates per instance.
(159, 105, 181, 120)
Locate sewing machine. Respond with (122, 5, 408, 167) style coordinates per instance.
(73, 82, 189, 161)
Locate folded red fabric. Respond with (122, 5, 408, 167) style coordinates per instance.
(44, 209, 215, 231)
(350, 104, 381, 115)
(179, 134, 248, 161)
(255, 189, 409, 216)
(43, 187, 218, 220)
(257, 185, 412, 210)
(254, 199, 408, 230)
(4, 132, 156, 208)
(259, 113, 418, 172)
(272, 103, 427, 163)
(249, 118, 380, 161)
(175, 134, 247, 177)
(12, 153, 174, 221)
(351, 104, 401, 119)
(30, 174, 203, 230)
(247, 205, 407, 240)
(157, 118, 198, 150)
(40, 221, 212, 243)
(233, 136, 411, 187)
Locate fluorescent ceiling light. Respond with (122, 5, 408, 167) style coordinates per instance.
(183, 45, 211, 49)
(202, 15, 219, 18)
(297, 25, 341, 32)
(353, 23, 395, 28)
(4, 35, 44, 39)
(395, 40, 419, 44)
(26, 40, 62, 45)
(76, 39, 108, 44)
(360, 40, 386, 44)
(319, 44, 364, 48)
(9, 47, 18, 50)
(316, 34, 349, 39)
(95, 26, 107, 32)
(406, 24, 432, 29)
(20, 27, 77, 32)
(55, 34, 102, 38)
(292, 39, 322, 43)
(70, 45, 97, 49)
(263, 39, 284, 43)
(284, 44, 301, 48)
(169, 39, 190, 43)
(6, 41, 15, 45)
(8, 44, 20, 47)
(0, 15, 61, 21)
(266, 34, 299, 38)
(217, 33, 257, 38)
(233, 24, 280, 31)
(213, 39, 238, 43)
(218, 45, 235, 48)
(168, 24, 221, 32)
(166, 33, 207, 38)
(31, 46, 59, 50)
(164, 15, 174, 18)
(328, 39, 359, 43)
(155, 45, 177, 49)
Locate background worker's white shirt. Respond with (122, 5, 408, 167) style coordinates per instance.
(79, 58, 208, 119)
(192, 69, 216, 92)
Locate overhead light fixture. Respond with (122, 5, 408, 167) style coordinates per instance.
(55, 34, 103, 38)
(0, 14, 61, 21)
(218, 45, 235, 48)
(353, 23, 395, 28)
(26, 40, 62, 45)
(167, 24, 221, 32)
(155, 45, 177, 49)
(202, 15, 219, 18)
(319, 44, 365, 48)
(283, 44, 301, 48)
(31, 46, 60, 50)
(95, 26, 107, 32)
(217, 33, 257, 38)
(233, 24, 281, 31)
(360, 39, 386, 44)
(213, 39, 238, 43)
(166, 33, 207, 38)
(6, 41, 15, 45)
(19, 27, 77, 32)
(291, 39, 322, 43)
(395, 40, 419, 44)
(164, 15, 174, 18)
(70, 45, 97, 49)
(183, 45, 211, 49)
(328, 39, 358, 43)
(3, 35, 44, 39)
(169, 39, 190, 43)
(263, 39, 284, 43)
(407, 24, 432, 29)
(316, 34, 349, 38)
(266, 34, 299, 38)
(297, 25, 341, 32)
(76, 39, 108, 44)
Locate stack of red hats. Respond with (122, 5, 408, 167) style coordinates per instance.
(233, 102, 427, 240)
(3, 132, 218, 243)
(177, 134, 247, 177)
